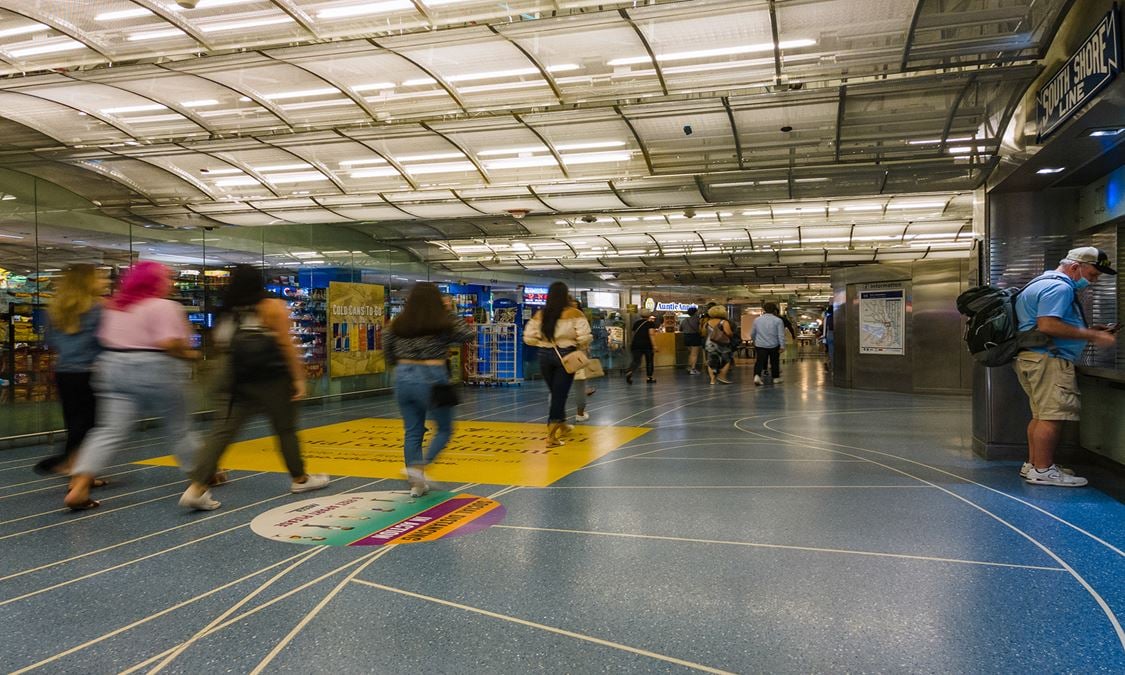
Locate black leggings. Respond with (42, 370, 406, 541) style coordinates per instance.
(538, 348, 575, 423)
(35, 371, 96, 474)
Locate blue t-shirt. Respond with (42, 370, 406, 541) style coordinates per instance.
(1013, 272, 1086, 362)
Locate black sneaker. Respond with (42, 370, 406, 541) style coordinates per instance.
(646, 378, 656, 383)
(625, 371, 633, 384)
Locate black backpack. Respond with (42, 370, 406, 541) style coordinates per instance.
(228, 309, 288, 384)
(955, 279, 1054, 367)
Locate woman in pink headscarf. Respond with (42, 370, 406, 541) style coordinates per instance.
(64, 261, 202, 510)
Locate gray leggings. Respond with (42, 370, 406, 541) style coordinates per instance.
(573, 382, 588, 413)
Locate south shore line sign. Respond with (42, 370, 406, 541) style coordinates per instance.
(1036, 8, 1121, 141)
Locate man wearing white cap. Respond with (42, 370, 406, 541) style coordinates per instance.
(1012, 247, 1118, 487)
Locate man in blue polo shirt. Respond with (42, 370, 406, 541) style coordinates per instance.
(1013, 247, 1118, 487)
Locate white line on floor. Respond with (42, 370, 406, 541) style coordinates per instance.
(0, 453, 52, 466)
(759, 412, 1125, 560)
(0, 466, 161, 500)
(0, 478, 371, 586)
(147, 547, 329, 675)
(493, 525, 1068, 572)
(7, 548, 320, 675)
(350, 579, 736, 674)
(249, 548, 395, 675)
(0, 473, 265, 537)
(528, 485, 933, 489)
(118, 549, 387, 675)
(745, 412, 1125, 653)
(623, 457, 869, 462)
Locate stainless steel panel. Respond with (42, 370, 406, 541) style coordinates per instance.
(912, 261, 966, 393)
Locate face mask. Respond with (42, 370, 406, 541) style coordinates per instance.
(1074, 277, 1090, 291)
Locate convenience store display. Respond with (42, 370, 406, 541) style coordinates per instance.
(4, 303, 54, 402)
(274, 284, 327, 380)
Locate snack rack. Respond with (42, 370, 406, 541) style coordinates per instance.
(465, 323, 521, 385)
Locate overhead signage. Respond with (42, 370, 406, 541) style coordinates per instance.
(1036, 8, 1121, 140)
(655, 302, 697, 312)
(523, 287, 548, 304)
(250, 491, 507, 547)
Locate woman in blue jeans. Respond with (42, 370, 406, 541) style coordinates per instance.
(385, 283, 474, 496)
(523, 282, 592, 447)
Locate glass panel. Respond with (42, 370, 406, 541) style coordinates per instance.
(276, 136, 410, 193)
(730, 95, 838, 169)
(64, 157, 210, 202)
(776, 0, 915, 80)
(907, 0, 1069, 68)
(623, 102, 738, 174)
(431, 122, 565, 183)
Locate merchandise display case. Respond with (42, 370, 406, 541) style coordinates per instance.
(5, 302, 54, 403)
(270, 282, 328, 381)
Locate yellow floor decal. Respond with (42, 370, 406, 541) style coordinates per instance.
(138, 418, 650, 487)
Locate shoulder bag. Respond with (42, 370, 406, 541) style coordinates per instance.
(553, 345, 590, 374)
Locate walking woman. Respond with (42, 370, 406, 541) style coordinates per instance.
(179, 265, 328, 511)
(36, 264, 108, 478)
(680, 306, 703, 375)
(702, 305, 734, 385)
(64, 261, 200, 510)
(384, 283, 474, 497)
(523, 281, 592, 446)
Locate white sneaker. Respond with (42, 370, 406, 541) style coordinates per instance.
(409, 483, 429, 497)
(290, 474, 330, 493)
(575, 412, 590, 422)
(753, 375, 763, 385)
(1019, 462, 1076, 478)
(179, 488, 220, 511)
(1024, 465, 1087, 487)
(773, 376, 783, 383)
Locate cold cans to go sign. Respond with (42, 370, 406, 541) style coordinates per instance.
(328, 281, 385, 378)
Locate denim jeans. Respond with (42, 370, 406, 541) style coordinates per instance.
(538, 348, 575, 423)
(72, 352, 199, 476)
(394, 363, 454, 467)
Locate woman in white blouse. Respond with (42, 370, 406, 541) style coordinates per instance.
(523, 281, 592, 447)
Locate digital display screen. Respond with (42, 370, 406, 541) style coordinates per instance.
(523, 287, 548, 305)
(187, 312, 213, 328)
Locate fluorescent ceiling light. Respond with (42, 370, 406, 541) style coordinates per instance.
(96, 8, 155, 21)
(907, 136, 973, 145)
(404, 161, 477, 175)
(0, 23, 51, 39)
(182, 99, 219, 107)
(253, 163, 314, 172)
(1084, 127, 1125, 137)
(561, 151, 632, 166)
(318, 0, 414, 19)
(10, 39, 86, 58)
(887, 201, 947, 209)
(396, 151, 465, 163)
(352, 82, 396, 92)
(1036, 167, 1065, 175)
(129, 15, 293, 41)
(348, 167, 401, 178)
(214, 177, 262, 187)
(203, 167, 244, 175)
(607, 39, 816, 66)
(254, 87, 341, 101)
(101, 104, 168, 114)
(0, 233, 24, 239)
(840, 204, 884, 212)
(278, 99, 357, 112)
(482, 156, 557, 171)
(339, 158, 388, 167)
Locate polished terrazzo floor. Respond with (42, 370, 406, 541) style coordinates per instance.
(2, 359, 1124, 673)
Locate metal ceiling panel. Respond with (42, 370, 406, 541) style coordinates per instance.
(0, 91, 131, 145)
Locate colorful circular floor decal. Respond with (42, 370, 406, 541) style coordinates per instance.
(251, 490, 506, 547)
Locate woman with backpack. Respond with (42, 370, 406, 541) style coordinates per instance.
(64, 261, 202, 510)
(524, 281, 592, 447)
(384, 283, 475, 497)
(702, 305, 734, 385)
(179, 265, 328, 511)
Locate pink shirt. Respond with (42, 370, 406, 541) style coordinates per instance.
(98, 298, 190, 350)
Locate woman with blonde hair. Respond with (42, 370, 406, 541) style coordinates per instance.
(702, 305, 734, 385)
(64, 261, 201, 510)
(36, 264, 108, 478)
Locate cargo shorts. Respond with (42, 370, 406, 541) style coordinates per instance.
(1013, 351, 1080, 421)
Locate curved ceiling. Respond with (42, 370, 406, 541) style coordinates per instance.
(0, 0, 1072, 288)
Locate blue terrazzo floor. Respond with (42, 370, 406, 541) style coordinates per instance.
(1, 357, 1123, 673)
